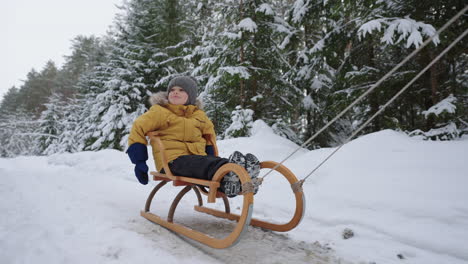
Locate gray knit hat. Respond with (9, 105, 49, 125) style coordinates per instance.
(167, 76, 198, 105)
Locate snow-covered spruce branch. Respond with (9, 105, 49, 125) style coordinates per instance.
(14, 133, 59, 138)
(358, 17, 439, 48)
(165, 40, 191, 51)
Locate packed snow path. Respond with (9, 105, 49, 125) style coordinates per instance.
(1, 123, 468, 264)
(0, 151, 339, 264)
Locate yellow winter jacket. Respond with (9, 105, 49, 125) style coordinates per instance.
(128, 92, 217, 171)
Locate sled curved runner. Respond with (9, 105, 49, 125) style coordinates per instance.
(194, 160, 306, 232)
(140, 132, 305, 248)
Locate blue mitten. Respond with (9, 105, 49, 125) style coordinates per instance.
(205, 145, 215, 156)
(127, 143, 149, 185)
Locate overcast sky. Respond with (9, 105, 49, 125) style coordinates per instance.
(0, 0, 122, 98)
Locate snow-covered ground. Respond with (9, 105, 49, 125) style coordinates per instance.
(1, 121, 467, 264)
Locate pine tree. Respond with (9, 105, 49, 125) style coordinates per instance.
(285, 0, 467, 146)
(2, 0, 465, 156)
(34, 94, 64, 155)
(79, 0, 198, 150)
(44, 97, 83, 154)
(0, 86, 21, 117)
(0, 109, 39, 157)
(287, 0, 358, 147)
(15, 62, 60, 117)
(57, 35, 107, 98)
(195, 0, 299, 138)
(224, 106, 254, 138)
(353, 0, 467, 138)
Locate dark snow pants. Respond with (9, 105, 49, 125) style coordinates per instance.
(164, 155, 229, 180)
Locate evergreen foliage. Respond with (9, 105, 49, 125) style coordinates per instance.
(35, 94, 64, 154)
(0, 0, 466, 157)
(57, 35, 108, 98)
(0, 87, 21, 116)
(46, 97, 83, 154)
(194, 1, 300, 139)
(76, 0, 197, 151)
(0, 110, 39, 157)
(224, 106, 254, 138)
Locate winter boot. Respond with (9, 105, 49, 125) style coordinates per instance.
(245, 153, 261, 194)
(244, 153, 260, 178)
(220, 151, 245, 197)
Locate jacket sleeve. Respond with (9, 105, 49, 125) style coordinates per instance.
(202, 116, 218, 148)
(128, 106, 164, 146)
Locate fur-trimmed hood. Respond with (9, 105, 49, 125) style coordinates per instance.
(149, 91, 203, 109)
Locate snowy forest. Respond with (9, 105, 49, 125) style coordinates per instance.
(0, 0, 467, 157)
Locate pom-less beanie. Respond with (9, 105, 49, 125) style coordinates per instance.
(167, 76, 198, 105)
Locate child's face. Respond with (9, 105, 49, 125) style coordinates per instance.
(168, 86, 189, 105)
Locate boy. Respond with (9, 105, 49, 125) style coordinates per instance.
(126, 76, 259, 196)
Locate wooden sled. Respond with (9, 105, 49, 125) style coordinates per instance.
(140, 132, 305, 249)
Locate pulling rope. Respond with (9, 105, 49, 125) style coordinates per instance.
(259, 5, 468, 184)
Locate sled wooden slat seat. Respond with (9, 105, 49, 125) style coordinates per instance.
(140, 131, 305, 249)
(149, 171, 221, 202)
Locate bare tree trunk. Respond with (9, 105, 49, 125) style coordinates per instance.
(429, 51, 439, 105)
(424, 50, 440, 130)
(251, 10, 258, 118)
(368, 39, 380, 131)
(239, 0, 245, 108)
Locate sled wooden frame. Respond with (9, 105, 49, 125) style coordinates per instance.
(140, 131, 305, 249)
